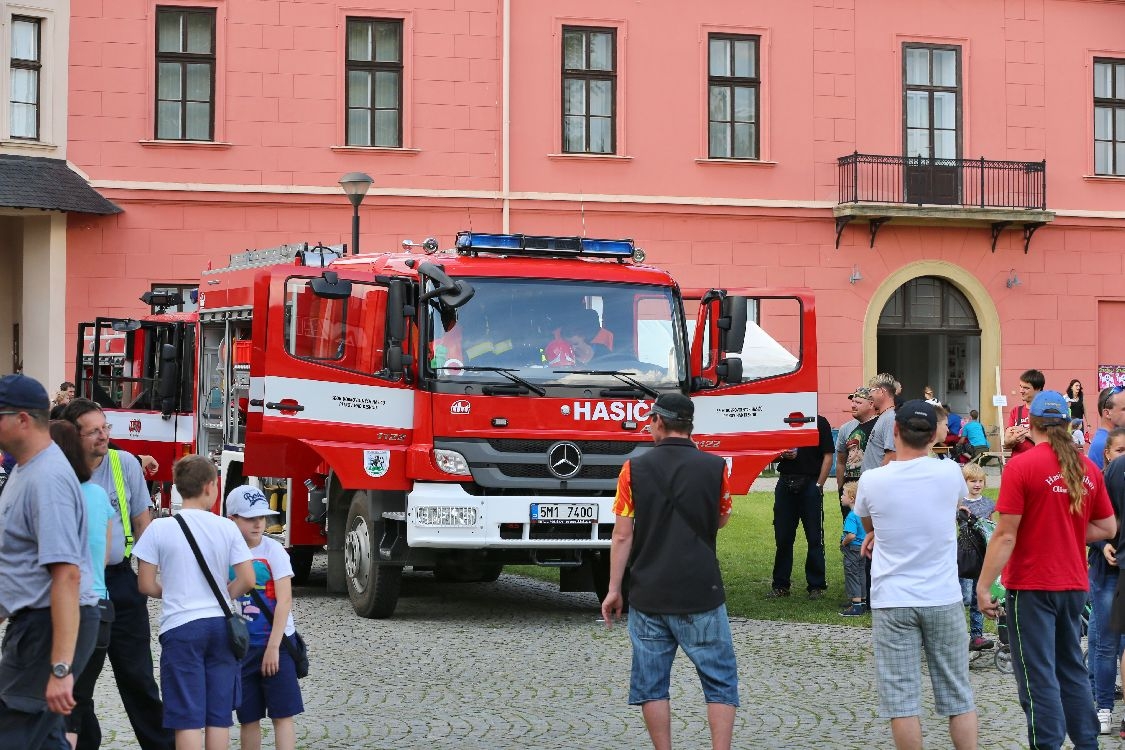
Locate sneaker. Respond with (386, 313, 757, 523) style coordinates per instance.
(969, 636, 995, 652)
(766, 587, 790, 599)
(840, 603, 867, 617)
(1098, 709, 1112, 735)
(808, 589, 825, 601)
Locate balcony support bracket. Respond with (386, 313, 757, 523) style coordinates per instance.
(834, 216, 853, 250)
(868, 217, 890, 248)
(990, 222, 1012, 253)
(1022, 222, 1045, 255)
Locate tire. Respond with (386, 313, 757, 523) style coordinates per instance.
(994, 646, 1013, 673)
(344, 494, 402, 619)
(289, 546, 315, 586)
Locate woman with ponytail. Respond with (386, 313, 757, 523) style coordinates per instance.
(976, 390, 1117, 748)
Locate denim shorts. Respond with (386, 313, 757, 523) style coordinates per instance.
(627, 604, 739, 706)
(159, 617, 241, 729)
(236, 643, 305, 723)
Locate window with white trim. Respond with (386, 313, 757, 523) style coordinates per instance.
(10, 17, 42, 140)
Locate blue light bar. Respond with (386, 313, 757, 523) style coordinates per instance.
(455, 232, 636, 259)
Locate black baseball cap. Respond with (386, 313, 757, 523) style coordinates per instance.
(651, 393, 694, 422)
(0, 374, 50, 410)
(895, 399, 937, 430)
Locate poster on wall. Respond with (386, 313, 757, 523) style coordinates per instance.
(946, 336, 967, 394)
(1098, 365, 1125, 389)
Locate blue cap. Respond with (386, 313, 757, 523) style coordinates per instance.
(0, 374, 50, 410)
(1030, 390, 1069, 421)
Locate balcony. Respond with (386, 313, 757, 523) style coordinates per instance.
(834, 153, 1055, 252)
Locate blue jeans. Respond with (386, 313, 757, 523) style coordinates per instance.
(771, 478, 826, 592)
(1008, 589, 1098, 750)
(959, 578, 984, 639)
(1087, 560, 1121, 710)
(627, 605, 739, 706)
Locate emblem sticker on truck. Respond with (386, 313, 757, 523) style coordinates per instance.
(364, 449, 390, 478)
(450, 400, 471, 415)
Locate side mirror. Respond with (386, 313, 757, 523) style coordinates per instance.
(387, 280, 406, 341)
(716, 357, 743, 385)
(310, 271, 352, 299)
(386, 346, 403, 379)
(418, 262, 475, 308)
(718, 295, 747, 354)
(157, 343, 180, 416)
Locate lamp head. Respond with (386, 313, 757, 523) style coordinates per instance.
(338, 172, 374, 208)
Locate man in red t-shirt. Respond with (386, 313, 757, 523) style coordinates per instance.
(977, 390, 1116, 749)
(1003, 369, 1044, 457)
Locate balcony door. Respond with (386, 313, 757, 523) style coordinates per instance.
(903, 44, 962, 205)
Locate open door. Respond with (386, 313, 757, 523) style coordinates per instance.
(246, 268, 416, 490)
(686, 289, 818, 493)
(74, 317, 195, 483)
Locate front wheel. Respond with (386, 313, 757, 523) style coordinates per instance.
(344, 495, 402, 619)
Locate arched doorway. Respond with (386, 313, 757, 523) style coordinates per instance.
(862, 261, 1001, 430)
(877, 276, 979, 414)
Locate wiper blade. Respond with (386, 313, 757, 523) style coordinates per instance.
(453, 366, 547, 396)
(557, 370, 660, 399)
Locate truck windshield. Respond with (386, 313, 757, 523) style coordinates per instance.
(425, 278, 685, 389)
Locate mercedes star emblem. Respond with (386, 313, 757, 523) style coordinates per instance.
(547, 441, 582, 479)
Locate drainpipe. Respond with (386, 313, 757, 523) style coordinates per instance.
(502, 0, 511, 232)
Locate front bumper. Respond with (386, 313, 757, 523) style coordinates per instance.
(405, 482, 614, 548)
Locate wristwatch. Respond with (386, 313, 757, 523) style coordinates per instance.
(51, 662, 71, 679)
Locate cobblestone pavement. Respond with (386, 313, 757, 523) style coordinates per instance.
(83, 562, 1043, 750)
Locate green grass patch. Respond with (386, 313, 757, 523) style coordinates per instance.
(513, 488, 1000, 628)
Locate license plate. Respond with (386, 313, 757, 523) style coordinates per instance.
(530, 503, 597, 523)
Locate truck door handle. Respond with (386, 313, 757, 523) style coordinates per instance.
(248, 399, 264, 407)
(265, 401, 305, 412)
(784, 415, 814, 425)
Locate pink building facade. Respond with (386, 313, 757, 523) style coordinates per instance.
(64, 0, 1125, 432)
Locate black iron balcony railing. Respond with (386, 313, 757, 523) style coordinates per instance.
(838, 152, 1046, 210)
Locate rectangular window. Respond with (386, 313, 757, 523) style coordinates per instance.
(1094, 58, 1125, 176)
(902, 44, 961, 160)
(155, 7, 215, 141)
(562, 26, 616, 154)
(345, 18, 403, 148)
(708, 34, 759, 160)
(148, 284, 199, 314)
(10, 17, 41, 140)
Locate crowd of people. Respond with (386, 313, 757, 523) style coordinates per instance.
(0, 374, 304, 750)
(5, 366, 1125, 750)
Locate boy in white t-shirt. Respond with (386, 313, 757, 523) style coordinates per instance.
(133, 456, 255, 750)
(225, 486, 304, 750)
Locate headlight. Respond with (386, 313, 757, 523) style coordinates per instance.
(413, 506, 479, 526)
(433, 449, 471, 476)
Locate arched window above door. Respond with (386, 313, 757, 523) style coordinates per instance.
(878, 276, 979, 333)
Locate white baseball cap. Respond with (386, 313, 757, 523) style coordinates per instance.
(226, 486, 273, 518)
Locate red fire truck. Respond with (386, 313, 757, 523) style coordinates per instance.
(76, 232, 818, 619)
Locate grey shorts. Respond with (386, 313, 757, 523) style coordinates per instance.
(871, 603, 975, 719)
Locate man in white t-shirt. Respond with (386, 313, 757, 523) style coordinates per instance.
(855, 400, 978, 750)
(133, 456, 255, 750)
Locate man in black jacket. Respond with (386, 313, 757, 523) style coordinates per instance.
(601, 393, 737, 750)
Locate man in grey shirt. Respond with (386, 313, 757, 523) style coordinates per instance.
(867, 373, 899, 468)
(0, 374, 99, 749)
(62, 398, 172, 750)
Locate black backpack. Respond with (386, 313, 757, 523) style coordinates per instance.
(956, 509, 987, 579)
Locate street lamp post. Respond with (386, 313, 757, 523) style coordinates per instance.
(338, 172, 373, 255)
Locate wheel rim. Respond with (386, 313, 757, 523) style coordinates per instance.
(345, 516, 371, 594)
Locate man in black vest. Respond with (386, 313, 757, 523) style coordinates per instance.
(601, 393, 738, 750)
